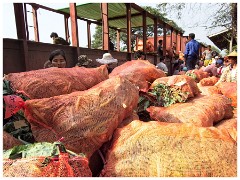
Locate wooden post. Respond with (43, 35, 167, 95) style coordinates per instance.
(154, 17, 158, 65)
(13, 3, 27, 40)
(23, 3, 29, 40)
(179, 33, 182, 51)
(64, 15, 70, 43)
(13, 3, 29, 71)
(32, 5, 39, 42)
(69, 3, 80, 56)
(142, 11, 147, 57)
(170, 28, 173, 48)
(163, 23, 167, 57)
(126, 3, 132, 59)
(87, 21, 91, 48)
(101, 3, 109, 51)
(175, 30, 178, 52)
(69, 3, 79, 47)
(116, 30, 120, 51)
(135, 34, 139, 51)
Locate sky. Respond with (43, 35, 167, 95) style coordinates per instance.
(1, 1, 235, 49)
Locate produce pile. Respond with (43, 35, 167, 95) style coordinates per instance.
(185, 69, 209, 82)
(3, 61, 237, 177)
(137, 75, 200, 120)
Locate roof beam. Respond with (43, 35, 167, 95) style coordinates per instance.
(99, 12, 142, 21)
(26, 3, 69, 16)
(131, 3, 172, 30)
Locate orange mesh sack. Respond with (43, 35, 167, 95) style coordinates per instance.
(199, 76, 219, 86)
(150, 75, 200, 98)
(216, 82, 237, 108)
(3, 152, 91, 177)
(24, 76, 139, 158)
(4, 65, 108, 99)
(147, 94, 233, 127)
(100, 111, 139, 162)
(186, 69, 209, 82)
(233, 108, 237, 118)
(100, 120, 237, 177)
(215, 118, 237, 142)
(3, 131, 22, 150)
(197, 85, 221, 96)
(109, 60, 166, 91)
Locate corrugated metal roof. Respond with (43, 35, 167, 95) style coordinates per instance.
(59, 3, 154, 29)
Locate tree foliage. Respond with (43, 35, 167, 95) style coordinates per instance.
(91, 26, 118, 50)
(157, 3, 237, 51)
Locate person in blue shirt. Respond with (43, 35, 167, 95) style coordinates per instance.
(184, 33, 200, 70)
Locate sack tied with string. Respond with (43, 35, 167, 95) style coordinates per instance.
(4, 65, 109, 99)
(147, 94, 233, 127)
(24, 76, 139, 158)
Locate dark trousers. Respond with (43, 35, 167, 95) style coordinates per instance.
(186, 57, 197, 70)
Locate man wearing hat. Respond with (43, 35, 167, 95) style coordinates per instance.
(96, 53, 118, 73)
(215, 50, 237, 86)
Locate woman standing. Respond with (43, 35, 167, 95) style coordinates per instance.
(202, 45, 213, 66)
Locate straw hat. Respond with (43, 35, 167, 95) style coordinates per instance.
(227, 50, 237, 57)
(96, 53, 118, 64)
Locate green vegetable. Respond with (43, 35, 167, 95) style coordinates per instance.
(186, 72, 198, 81)
(3, 142, 85, 160)
(149, 83, 189, 107)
